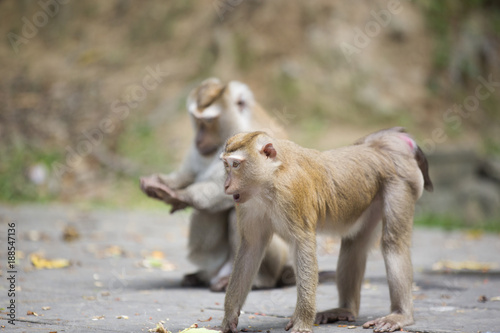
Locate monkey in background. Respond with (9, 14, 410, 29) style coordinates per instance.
(220, 128, 433, 333)
(140, 78, 291, 292)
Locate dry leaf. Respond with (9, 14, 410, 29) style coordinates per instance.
(347, 326, 357, 329)
(432, 260, 498, 272)
(490, 296, 500, 301)
(30, 253, 70, 269)
(62, 225, 80, 242)
(149, 322, 170, 333)
(104, 245, 125, 257)
(151, 250, 165, 259)
(92, 315, 105, 320)
(27, 311, 39, 316)
(42, 306, 51, 310)
(116, 315, 129, 319)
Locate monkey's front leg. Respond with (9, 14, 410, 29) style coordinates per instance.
(285, 237, 318, 333)
(222, 231, 272, 333)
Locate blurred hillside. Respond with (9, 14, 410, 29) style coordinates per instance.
(1, 1, 499, 228)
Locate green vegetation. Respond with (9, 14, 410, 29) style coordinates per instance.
(415, 213, 500, 233)
(0, 146, 60, 202)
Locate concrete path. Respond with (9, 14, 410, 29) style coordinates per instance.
(0, 204, 499, 333)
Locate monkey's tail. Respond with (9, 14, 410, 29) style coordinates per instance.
(391, 128, 434, 192)
(415, 145, 434, 192)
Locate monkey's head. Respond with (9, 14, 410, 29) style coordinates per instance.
(220, 131, 281, 204)
(187, 78, 255, 157)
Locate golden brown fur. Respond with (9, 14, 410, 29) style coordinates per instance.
(220, 128, 432, 333)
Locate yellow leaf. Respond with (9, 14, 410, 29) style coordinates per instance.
(432, 260, 498, 272)
(30, 254, 70, 269)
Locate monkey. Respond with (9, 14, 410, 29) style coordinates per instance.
(219, 127, 433, 333)
(140, 78, 291, 292)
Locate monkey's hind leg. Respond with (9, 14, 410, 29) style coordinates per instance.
(184, 210, 230, 288)
(315, 199, 382, 325)
(362, 184, 415, 332)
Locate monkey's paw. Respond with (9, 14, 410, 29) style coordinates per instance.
(362, 313, 414, 332)
(210, 276, 230, 292)
(181, 272, 206, 287)
(221, 315, 239, 333)
(284, 318, 312, 333)
(315, 308, 355, 324)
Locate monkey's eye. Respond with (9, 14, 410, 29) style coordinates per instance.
(232, 161, 240, 169)
(236, 100, 245, 109)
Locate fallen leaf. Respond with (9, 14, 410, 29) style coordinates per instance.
(149, 322, 170, 333)
(432, 260, 498, 272)
(101, 291, 111, 297)
(198, 317, 212, 322)
(116, 315, 129, 319)
(347, 326, 357, 329)
(104, 245, 125, 258)
(141, 256, 176, 271)
(92, 315, 105, 320)
(30, 253, 70, 269)
(490, 296, 500, 301)
(27, 311, 39, 316)
(465, 230, 483, 240)
(42, 306, 51, 310)
(478, 295, 488, 303)
(151, 250, 165, 259)
(62, 225, 80, 242)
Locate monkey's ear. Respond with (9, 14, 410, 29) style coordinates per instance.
(261, 143, 277, 159)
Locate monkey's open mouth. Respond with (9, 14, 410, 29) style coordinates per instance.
(233, 194, 241, 202)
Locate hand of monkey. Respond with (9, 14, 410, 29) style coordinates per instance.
(139, 175, 189, 213)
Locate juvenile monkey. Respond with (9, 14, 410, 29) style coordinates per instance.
(220, 128, 433, 333)
(140, 78, 290, 291)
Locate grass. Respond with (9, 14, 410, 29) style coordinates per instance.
(0, 146, 61, 202)
(415, 213, 500, 233)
